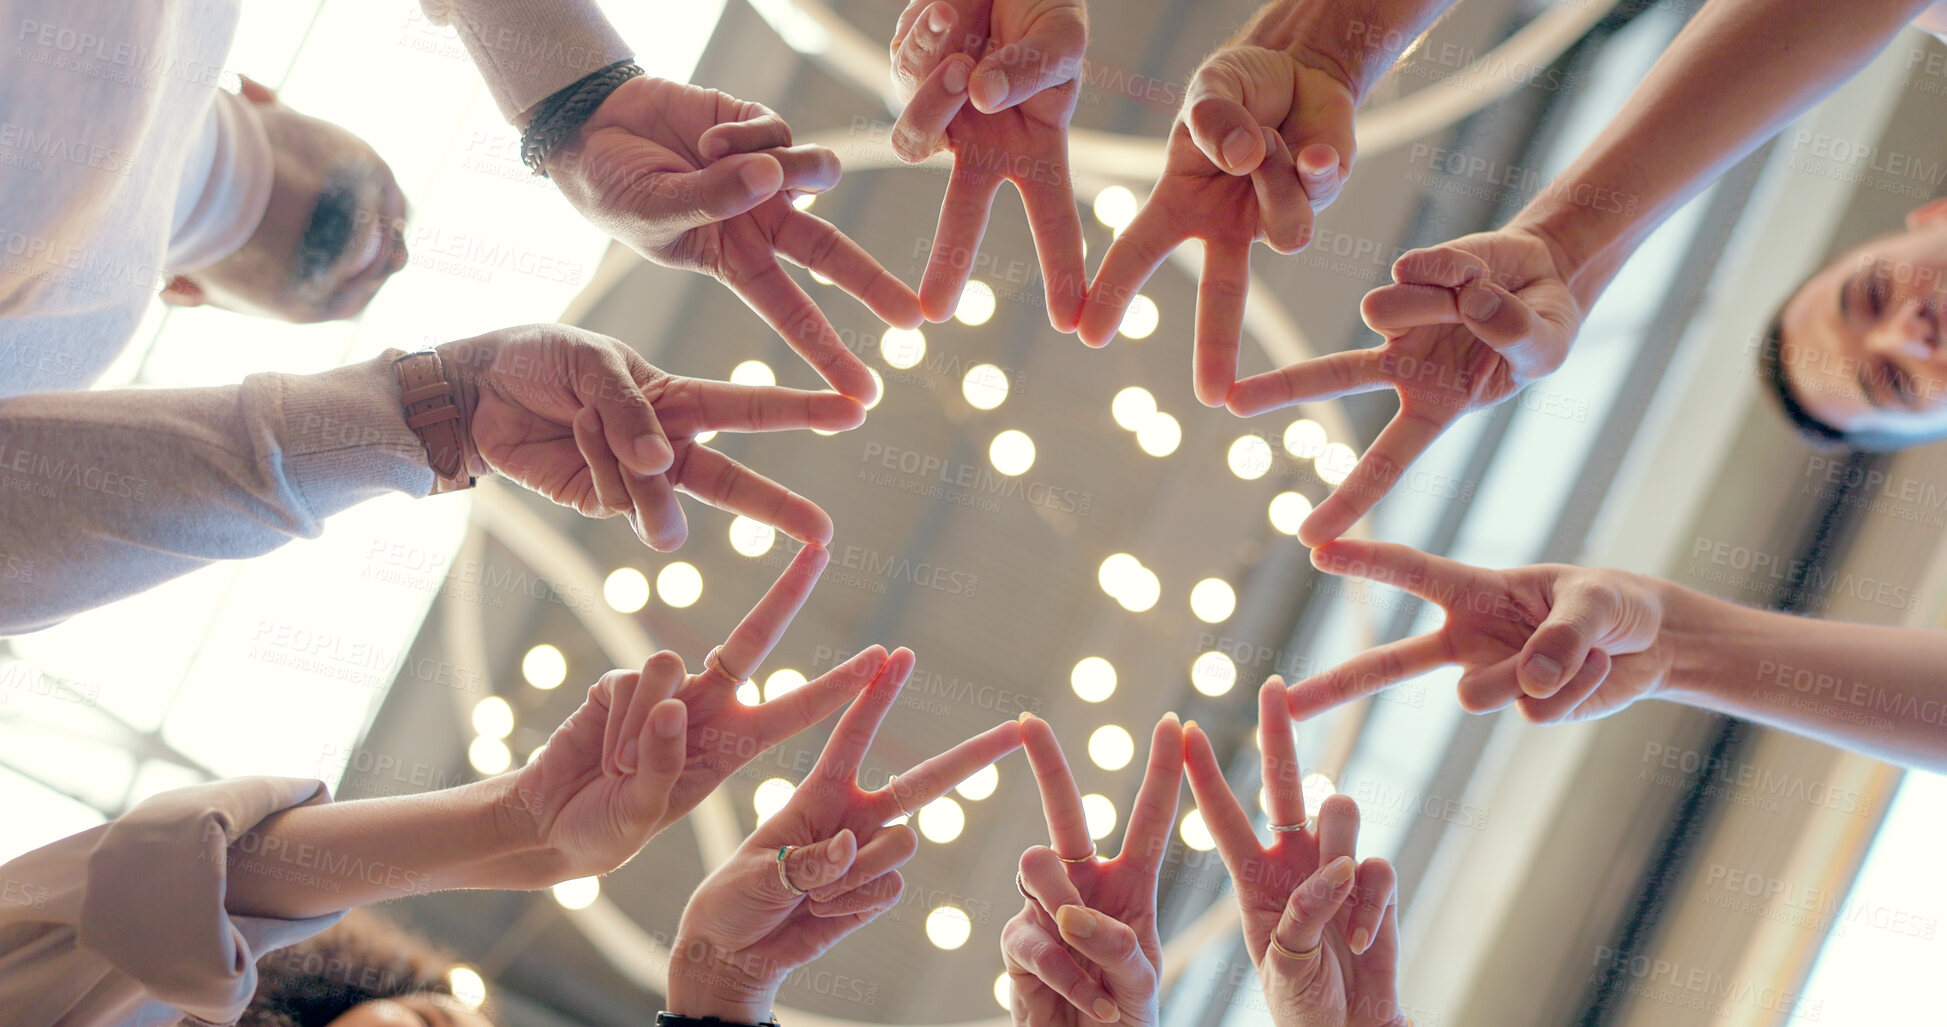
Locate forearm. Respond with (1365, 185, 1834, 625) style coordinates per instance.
(1511, 0, 1930, 286)
(223, 778, 560, 920)
(0, 353, 432, 633)
(417, 0, 631, 125)
(1235, 0, 1459, 99)
(1658, 580, 1947, 772)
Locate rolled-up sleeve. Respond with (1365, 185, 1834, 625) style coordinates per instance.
(0, 777, 346, 1027)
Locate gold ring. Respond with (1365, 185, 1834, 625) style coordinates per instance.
(1268, 934, 1320, 961)
(888, 775, 912, 819)
(1057, 845, 1097, 864)
(776, 844, 805, 896)
(704, 645, 747, 686)
(1016, 871, 1032, 900)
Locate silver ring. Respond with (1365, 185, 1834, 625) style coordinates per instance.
(704, 645, 747, 686)
(777, 844, 805, 896)
(1268, 819, 1309, 833)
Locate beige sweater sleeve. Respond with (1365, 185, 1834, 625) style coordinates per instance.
(0, 353, 434, 635)
(0, 777, 344, 1027)
(419, 0, 634, 122)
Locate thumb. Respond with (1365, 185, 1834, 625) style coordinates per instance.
(1183, 61, 1264, 174)
(779, 828, 859, 898)
(638, 151, 783, 233)
(1457, 280, 1546, 352)
(1517, 579, 1620, 698)
(1268, 856, 1355, 973)
(967, 11, 1086, 113)
(626, 698, 687, 821)
(1054, 905, 1154, 1015)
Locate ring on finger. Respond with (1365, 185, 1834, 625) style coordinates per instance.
(888, 775, 913, 819)
(777, 844, 805, 896)
(1057, 844, 1097, 864)
(1268, 817, 1308, 833)
(1269, 934, 1320, 961)
(704, 645, 748, 687)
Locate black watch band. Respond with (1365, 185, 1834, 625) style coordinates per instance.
(519, 59, 643, 177)
(654, 1014, 779, 1027)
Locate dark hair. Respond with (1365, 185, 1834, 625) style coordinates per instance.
(1753, 308, 1940, 452)
(242, 910, 478, 1027)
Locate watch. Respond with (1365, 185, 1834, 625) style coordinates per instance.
(392, 349, 476, 494)
(653, 1014, 780, 1027)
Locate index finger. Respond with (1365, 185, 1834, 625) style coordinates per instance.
(727, 255, 880, 403)
(1182, 722, 1261, 876)
(672, 445, 834, 545)
(1284, 633, 1451, 720)
(919, 163, 1004, 323)
(1021, 713, 1093, 860)
(1117, 714, 1184, 873)
(811, 647, 917, 784)
(707, 543, 829, 686)
(1257, 679, 1306, 829)
(1297, 405, 1452, 546)
(1193, 239, 1251, 408)
(658, 379, 868, 437)
(1078, 198, 1179, 347)
(1225, 348, 1389, 417)
(1308, 538, 1504, 607)
(775, 209, 924, 331)
(1017, 170, 1087, 333)
(876, 719, 1024, 822)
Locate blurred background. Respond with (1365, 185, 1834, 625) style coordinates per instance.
(3, 0, 1945, 1024)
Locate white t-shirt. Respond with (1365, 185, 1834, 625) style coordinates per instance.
(0, 0, 269, 398)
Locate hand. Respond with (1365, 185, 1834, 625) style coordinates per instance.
(437, 323, 864, 550)
(543, 77, 923, 401)
(1292, 539, 1674, 723)
(1184, 681, 1404, 1027)
(1001, 713, 1183, 1026)
(1077, 43, 1357, 405)
(495, 545, 896, 877)
(668, 648, 1024, 1020)
(888, 0, 1088, 329)
(1229, 224, 1582, 545)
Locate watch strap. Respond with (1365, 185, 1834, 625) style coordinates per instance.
(654, 1014, 780, 1027)
(392, 350, 476, 494)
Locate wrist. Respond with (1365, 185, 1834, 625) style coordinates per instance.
(666, 944, 781, 1023)
(1647, 576, 1746, 705)
(1237, 0, 1431, 100)
(430, 340, 491, 478)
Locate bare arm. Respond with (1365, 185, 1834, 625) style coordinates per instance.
(1514, 0, 1935, 288)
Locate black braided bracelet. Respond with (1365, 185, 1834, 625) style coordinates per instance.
(519, 59, 644, 177)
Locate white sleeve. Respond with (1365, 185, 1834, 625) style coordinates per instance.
(419, 0, 634, 122)
(0, 777, 346, 1027)
(0, 353, 435, 634)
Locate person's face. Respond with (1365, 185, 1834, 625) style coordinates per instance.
(1779, 197, 1947, 440)
(171, 82, 409, 323)
(324, 995, 491, 1027)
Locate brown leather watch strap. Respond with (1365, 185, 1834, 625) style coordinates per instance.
(393, 350, 476, 494)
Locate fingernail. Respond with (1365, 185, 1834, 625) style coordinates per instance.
(1018, 711, 1035, 724)
(1163, 711, 1180, 726)
(971, 66, 1008, 110)
(739, 159, 778, 197)
(619, 736, 639, 772)
(830, 828, 855, 862)
(1461, 283, 1500, 322)
(1325, 856, 1355, 887)
(1524, 654, 1563, 691)
(1351, 927, 1372, 954)
(1092, 998, 1121, 1023)
(924, 3, 950, 34)
(1183, 719, 1198, 733)
(1221, 127, 1256, 170)
(1056, 904, 1094, 938)
(942, 59, 970, 95)
(635, 435, 670, 468)
(653, 703, 684, 738)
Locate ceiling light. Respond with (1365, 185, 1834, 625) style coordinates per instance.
(656, 562, 703, 608)
(1227, 434, 1274, 480)
(1111, 386, 1156, 431)
(550, 876, 599, 910)
(956, 281, 997, 326)
(1092, 186, 1137, 232)
(865, 368, 884, 410)
(471, 696, 514, 739)
(962, 363, 1009, 410)
(1190, 650, 1237, 697)
(989, 430, 1035, 476)
(1189, 578, 1236, 623)
(1071, 656, 1117, 703)
(1268, 492, 1313, 535)
(1120, 295, 1159, 339)
(736, 682, 761, 706)
(755, 777, 795, 822)
(1180, 810, 1215, 851)
(1098, 553, 1141, 596)
(956, 763, 999, 801)
(521, 644, 566, 690)
(793, 192, 816, 211)
(926, 905, 973, 950)
(1082, 793, 1117, 840)
(696, 430, 718, 444)
(1283, 419, 1327, 459)
(603, 568, 650, 612)
(763, 669, 806, 702)
(731, 360, 776, 388)
(1088, 725, 1135, 771)
(728, 516, 776, 558)
(467, 736, 511, 775)
(1136, 411, 1180, 457)
(993, 973, 1011, 1010)
(447, 967, 487, 1009)
(1316, 443, 1357, 486)
(918, 797, 966, 843)
(1114, 567, 1160, 613)
(882, 327, 926, 369)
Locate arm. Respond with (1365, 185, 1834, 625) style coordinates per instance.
(1512, 0, 1935, 280)
(1294, 539, 1947, 773)
(417, 0, 631, 126)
